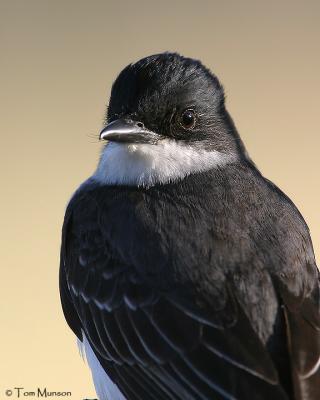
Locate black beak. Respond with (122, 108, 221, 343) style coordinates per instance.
(99, 119, 161, 144)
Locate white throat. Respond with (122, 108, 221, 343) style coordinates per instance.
(93, 139, 236, 187)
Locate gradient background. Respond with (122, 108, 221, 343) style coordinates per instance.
(1, 1, 319, 399)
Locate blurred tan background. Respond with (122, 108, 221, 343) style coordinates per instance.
(1, 0, 319, 398)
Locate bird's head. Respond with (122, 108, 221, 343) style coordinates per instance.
(95, 52, 246, 187)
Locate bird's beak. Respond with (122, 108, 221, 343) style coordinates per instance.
(99, 119, 161, 144)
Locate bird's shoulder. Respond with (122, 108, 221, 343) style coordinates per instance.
(63, 165, 317, 294)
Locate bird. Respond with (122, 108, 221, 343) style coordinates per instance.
(59, 52, 320, 400)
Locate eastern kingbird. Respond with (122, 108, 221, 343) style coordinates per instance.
(60, 53, 320, 400)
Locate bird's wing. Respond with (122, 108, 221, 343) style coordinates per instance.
(59, 188, 288, 400)
(272, 263, 320, 400)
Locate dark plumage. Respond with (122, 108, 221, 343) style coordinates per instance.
(60, 53, 320, 400)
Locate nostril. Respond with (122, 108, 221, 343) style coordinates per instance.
(136, 122, 144, 128)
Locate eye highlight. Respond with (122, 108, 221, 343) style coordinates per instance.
(179, 109, 196, 130)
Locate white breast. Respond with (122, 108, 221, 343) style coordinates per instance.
(93, 139, 236, 187)
(78, 333, 127, 400)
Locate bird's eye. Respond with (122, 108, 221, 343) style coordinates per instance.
(180, 109, 196, 129)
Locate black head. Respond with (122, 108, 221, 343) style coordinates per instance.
(100, 52, 245, 156)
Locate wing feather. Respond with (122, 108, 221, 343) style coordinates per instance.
(279, 275, 320, 400)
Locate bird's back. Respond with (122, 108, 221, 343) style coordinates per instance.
(60, 162, 320, 400)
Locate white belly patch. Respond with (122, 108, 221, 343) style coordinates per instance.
(78, 332, 126, 400)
